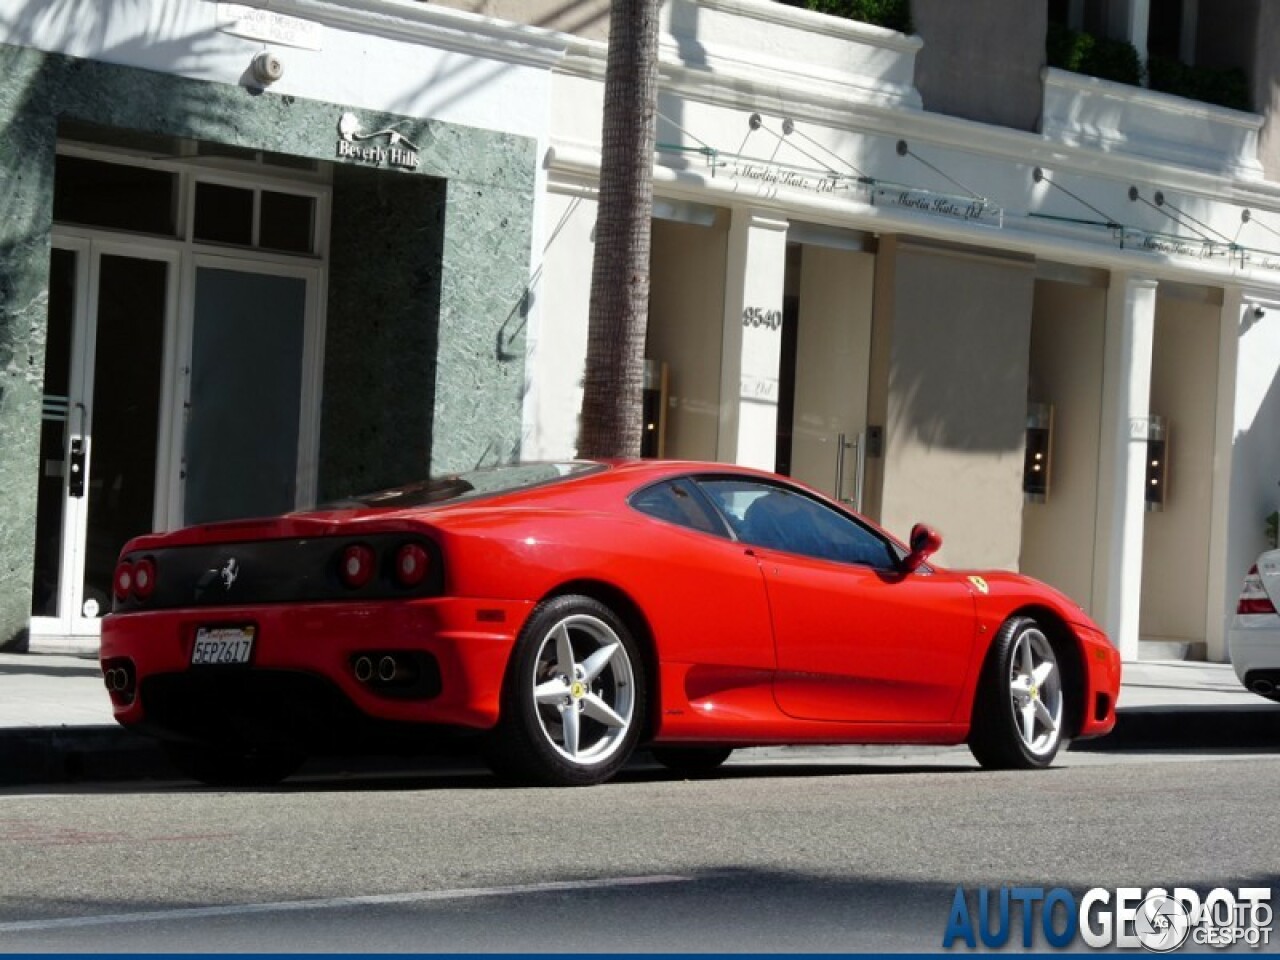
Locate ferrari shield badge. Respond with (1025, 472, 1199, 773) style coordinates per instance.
(967, 575, 989, 595)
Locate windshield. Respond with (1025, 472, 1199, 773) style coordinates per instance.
(319, 461, 602, 510)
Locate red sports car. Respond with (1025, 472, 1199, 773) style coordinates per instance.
(101, 460, 1120, 786)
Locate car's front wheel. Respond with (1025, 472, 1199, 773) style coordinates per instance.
(968, 616, 1065, 769)
(486, 595, 645, 787)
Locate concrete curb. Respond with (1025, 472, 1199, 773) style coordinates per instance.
(1071, 704, 1280, 752)
(0, 726, 171, 786)
(2, 704, 1278, 787)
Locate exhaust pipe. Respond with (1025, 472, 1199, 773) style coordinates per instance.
(1250, 678, 1276, 696)
(378, 655, 398, 682)
(354, 656, 373, 683)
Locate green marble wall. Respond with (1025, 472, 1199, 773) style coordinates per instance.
(0, 44, 536, 647)
(319, 166, 446, 501)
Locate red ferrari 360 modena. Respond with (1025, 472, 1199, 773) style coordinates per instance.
(101, 460, 1120, 786)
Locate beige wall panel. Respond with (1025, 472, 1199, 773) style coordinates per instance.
(878, 244, 1035, 569)
(647, 217, 728, 461)
(790, 247, 875, 502)
(1019, 279, 1106, 612)
(1139, 297, 1220, 643)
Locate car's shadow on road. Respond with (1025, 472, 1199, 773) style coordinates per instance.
(254, 755, 988, 793)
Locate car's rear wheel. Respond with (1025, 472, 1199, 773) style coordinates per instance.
(968, 616, 1064, 769)
(486, 595, 645, 787)
(163, 742, 304, 787)
(651, 746, 733, 774)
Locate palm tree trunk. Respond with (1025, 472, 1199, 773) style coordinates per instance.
(577, 0, 661, 459)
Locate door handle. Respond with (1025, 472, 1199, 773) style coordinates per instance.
(835, 432, 846, 500)
(852, 432, 865, 513)
(68, 402, 87, 499)
(834, 433, 856, 502)
(69, 437, 86, 498)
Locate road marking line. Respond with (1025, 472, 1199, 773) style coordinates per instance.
(0, 874, 691, 933)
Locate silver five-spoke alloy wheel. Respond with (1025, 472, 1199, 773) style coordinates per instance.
(531, 613, 636, 766)
(1006, 625, 1063, 758)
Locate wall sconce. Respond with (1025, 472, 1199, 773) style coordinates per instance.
(1145, 415, 1169, 512)
(641, 358, 668, 459)
(1023, 403, 1053, 504)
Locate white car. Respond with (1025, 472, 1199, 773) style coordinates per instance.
(1229, 549, 1280, 702)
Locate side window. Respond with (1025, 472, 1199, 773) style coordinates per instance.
(698, 478, 898, 569)
(629, 480, 727, 536)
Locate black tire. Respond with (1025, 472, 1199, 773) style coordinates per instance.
(485, 595, 646, 787)
(651, 746, 733, 774)
(163, 742, 304, 787)
(968, 616, 1065, 770)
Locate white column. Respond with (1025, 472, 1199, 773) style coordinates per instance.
(1110, 0, 1150, 66)
(1092, 274, 1157, 660)
(716, 209, 789, 468)
(1203, 287, 1241, 662)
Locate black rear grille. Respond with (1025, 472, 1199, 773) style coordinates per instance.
(113, 534, 441, 612)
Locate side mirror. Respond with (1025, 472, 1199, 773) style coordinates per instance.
(902, 523, 942, 573)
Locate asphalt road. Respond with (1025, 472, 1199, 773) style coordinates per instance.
(1, 749, 1277, 953)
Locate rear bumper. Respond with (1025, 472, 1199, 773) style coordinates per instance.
(100, 597, 529, 742)
(1074, 622, 1121, 739)
(1229, 617, 1280, 682)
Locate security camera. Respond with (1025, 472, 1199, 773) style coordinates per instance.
(251, 50, 284, 85)
(1254, 305, 1267, 320)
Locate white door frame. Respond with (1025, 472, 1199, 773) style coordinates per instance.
(30, 144, 331, 654)
(169, 252, 324, 530)
(30, 233, 180, 650)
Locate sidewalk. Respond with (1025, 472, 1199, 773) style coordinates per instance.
(1, 652, 1277, 785)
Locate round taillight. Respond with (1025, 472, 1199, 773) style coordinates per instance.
(113, 561, 134, 601)
(394, 543, 430, 587)
(133, 557, 156, 599)
(339, 544, 376, 589)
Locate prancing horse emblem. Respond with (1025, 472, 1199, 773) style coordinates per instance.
(220, 558, 239, 590)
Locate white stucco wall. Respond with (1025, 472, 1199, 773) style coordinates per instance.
(523, 187, 597, 459)
(6, 0, 557, 140)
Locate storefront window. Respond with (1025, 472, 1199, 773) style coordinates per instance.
(193, 182, 254, 245)
(260, 191, 315, 254)
(52, 155, 177, 236)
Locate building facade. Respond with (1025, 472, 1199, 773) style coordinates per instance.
(0, 0, 559, 653)
(2, 0, 1279, 667)
(524, 0, 1280, 663)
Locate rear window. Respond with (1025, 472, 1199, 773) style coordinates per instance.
(322, 462, 602, 510)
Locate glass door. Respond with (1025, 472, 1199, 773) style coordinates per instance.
(174, 257, 320, 527)
(30, 241, 173, 647)
(784, 245, 875, 509)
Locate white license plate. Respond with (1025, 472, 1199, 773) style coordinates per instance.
(191, 626, 256, 665)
